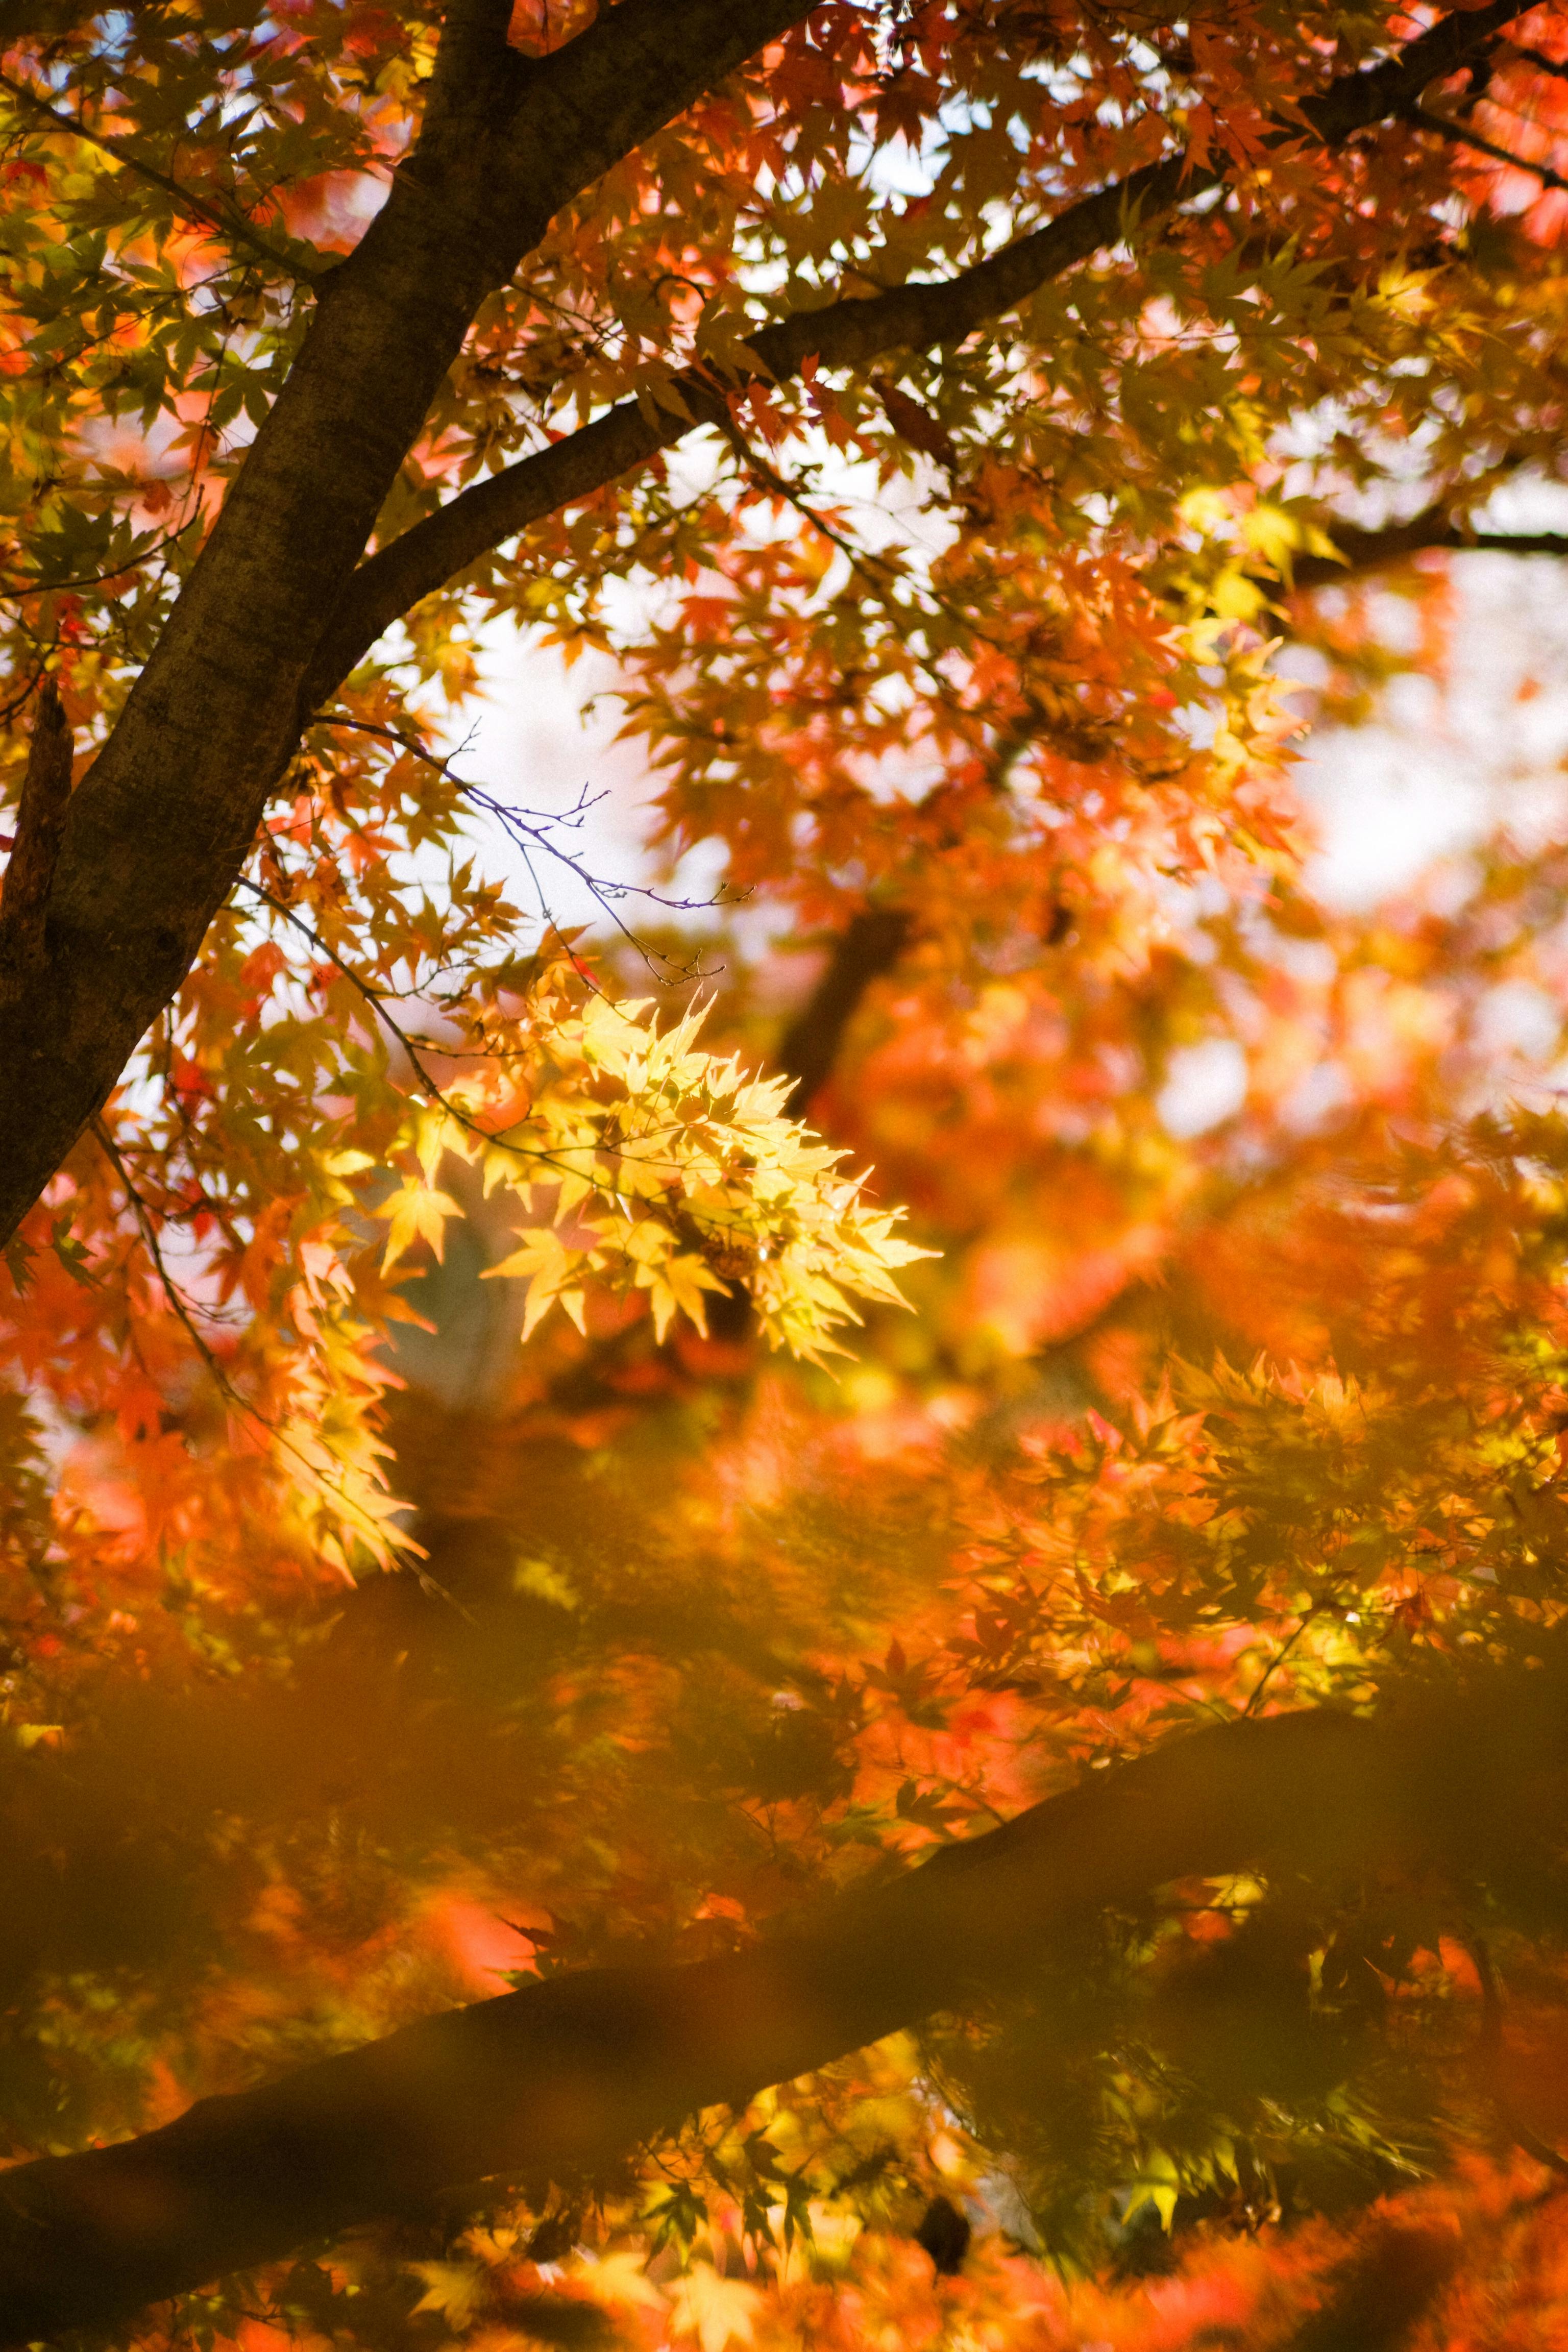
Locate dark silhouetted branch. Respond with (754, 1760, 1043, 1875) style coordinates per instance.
(1410, 101, 1568, 192)
(309, 2, 1530, 706)
(1291, 508, 1568, 591)
(0, 1710, 1370, 2336)
(2, 1680, 1561, 2342)
(778, 909, 914, 1116)
(0, 0, 824, 1251)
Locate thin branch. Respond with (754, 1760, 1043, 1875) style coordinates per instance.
(89, 1116, 252, 1419)
(713, 411, 1012, 687)
(0, 68, 320, 283)
(239, 874, 509, 1102)
(90, 1116, 421, 1575)
(236, 878, 715, 1190)
(0, 516, 202, 604)
(1412, 100, 1568, 191)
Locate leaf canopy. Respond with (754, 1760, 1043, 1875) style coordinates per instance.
(8, 0, 1568, 2344)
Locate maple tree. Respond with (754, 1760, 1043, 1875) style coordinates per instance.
(11, 0, 1568, 2344)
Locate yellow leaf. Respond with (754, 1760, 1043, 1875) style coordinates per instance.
(522, 1279, 569, 1342)
(647, 1272, 677, 1344)
(1211, 566, 1267, 622)
(400, 994, 933, 1357)
(1240, 503, 1300, 570)
(555, 1168, 595, 1217)
(409, 2261, 486, 2328)
(665, 1252, 725, 1334)
(581, 2252, 666, 2313)
(483, 1228, 567, 1285)
(624, 1218, 672, 1268)
(670, 2266, 763, 2352)
(374, 1181, 462, 1272)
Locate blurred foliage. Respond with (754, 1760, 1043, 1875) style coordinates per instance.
(12, 0, 1568, 2345)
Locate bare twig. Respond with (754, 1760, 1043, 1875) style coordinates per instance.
(308, 710, 732, 978)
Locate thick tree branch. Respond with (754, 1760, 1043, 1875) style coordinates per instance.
(1292, 507, 1568, 590)
(0, 678, 71, 991)
(0, 1709, 1402, 2337)
(309, 1, 1530, 706)
(0, 1682, 1558, 2340)
(0, 0, 822, 1252)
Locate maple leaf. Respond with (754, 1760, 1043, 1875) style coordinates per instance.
(669, 2265, 764, 2352)
(5, 2, 1568, 2340)
(408, 2262, 487, 2329)
(374, 1180, 463, 1273)
(874, 377, 959, 470)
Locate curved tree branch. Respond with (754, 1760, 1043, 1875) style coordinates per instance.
(308, 1, 1530, 708)
(0, 1708, 1395, 2338)
(0, 1, 1536, 1243)
(0, 1681, 1558, 2341)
